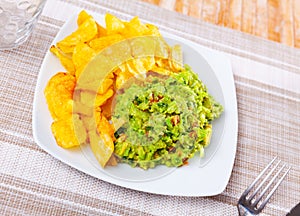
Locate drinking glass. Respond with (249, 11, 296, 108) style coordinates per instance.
(0, 0, 47, 50)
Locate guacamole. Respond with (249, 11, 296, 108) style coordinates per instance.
(112, 65, 223, 169)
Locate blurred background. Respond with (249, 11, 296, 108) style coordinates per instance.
(141, 0, 300, 48)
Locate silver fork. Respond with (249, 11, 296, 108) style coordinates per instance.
(237, 157, 291, 215)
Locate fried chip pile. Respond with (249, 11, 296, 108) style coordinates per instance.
(44, 10, 183, 167)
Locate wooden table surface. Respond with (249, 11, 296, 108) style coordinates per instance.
(141, 0, 300, 48)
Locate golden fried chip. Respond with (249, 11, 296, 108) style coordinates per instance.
(145, 23, 161, 36)
(44, 72, 76, 120)
(79, 90, 97, 111)
(98, 77, 114, 94)
(155, 57, 169, 68)
(89, 34, 124, 52)
(127, 58, 151, 76)
(96, 23, 107, 37)
(154, 66, 173, 75)
(154, 37, 170, 59)
(121, 57, 157, 79)
(89, 129, 114, 167)
(77, 87, 113, 112)
(129, 17, 148, 32)
(50, 45, 75, 74)
(152, 44, 183, 73)
(100, 96, 114, 119)
(72, 42, 96, 72)
(169, 45, 183, 72)
(122, 16, 148, 38)
(75, 67, 84, 80)
(143, 56, 156, 71)
(57, 17, 98, 53)
(105, 13, 125, 34)
(95, 112, 115, 138)
(78, 10, 107, 37)
(115, 68, 134, 89)
(124, 60, 139, 76)
(95, 88, 114, 107)
(77, 10, 92, 26)
(80, 115, 97, 132)
(106, 71, 115, 79)
(51, 114, 86, 148)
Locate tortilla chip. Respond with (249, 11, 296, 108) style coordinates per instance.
(169, 45, 183, 72)
(96, 113, 115, 138)
(96, 23, 107, 37)
(50, 45, 75, 74)
(142, 56, 156, 71)
(57, 17, 98, 53)
(151, 65, 173, 76)
(122, 16, 148, 38)
(51, 114, 86, 148)
(95, 88, 114, 107)
(100, 96, 114, 119)
(88, 129, 114, 167)
(44, 72, 76, 120)
(89, 34, 124, 52)
(115, 68, 134, 89)
(72, 42, 96, 72)
(145, 23, 161, 36)
(77, 10, 92, 26)
(98, 77, 114, 94)
(105, 13, 125, 34)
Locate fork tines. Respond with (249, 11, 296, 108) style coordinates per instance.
(239, 157, 291, 214)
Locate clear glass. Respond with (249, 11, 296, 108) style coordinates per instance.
(0, 0, 46, 50)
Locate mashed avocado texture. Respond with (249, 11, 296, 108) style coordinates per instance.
(112, 65, 223, 169)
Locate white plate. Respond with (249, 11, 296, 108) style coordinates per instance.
(32, 13, 238, 196)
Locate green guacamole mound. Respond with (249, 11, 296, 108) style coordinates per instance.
(112, 65, 223, 169)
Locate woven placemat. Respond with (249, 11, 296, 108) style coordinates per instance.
(1, 0, 300, 215)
